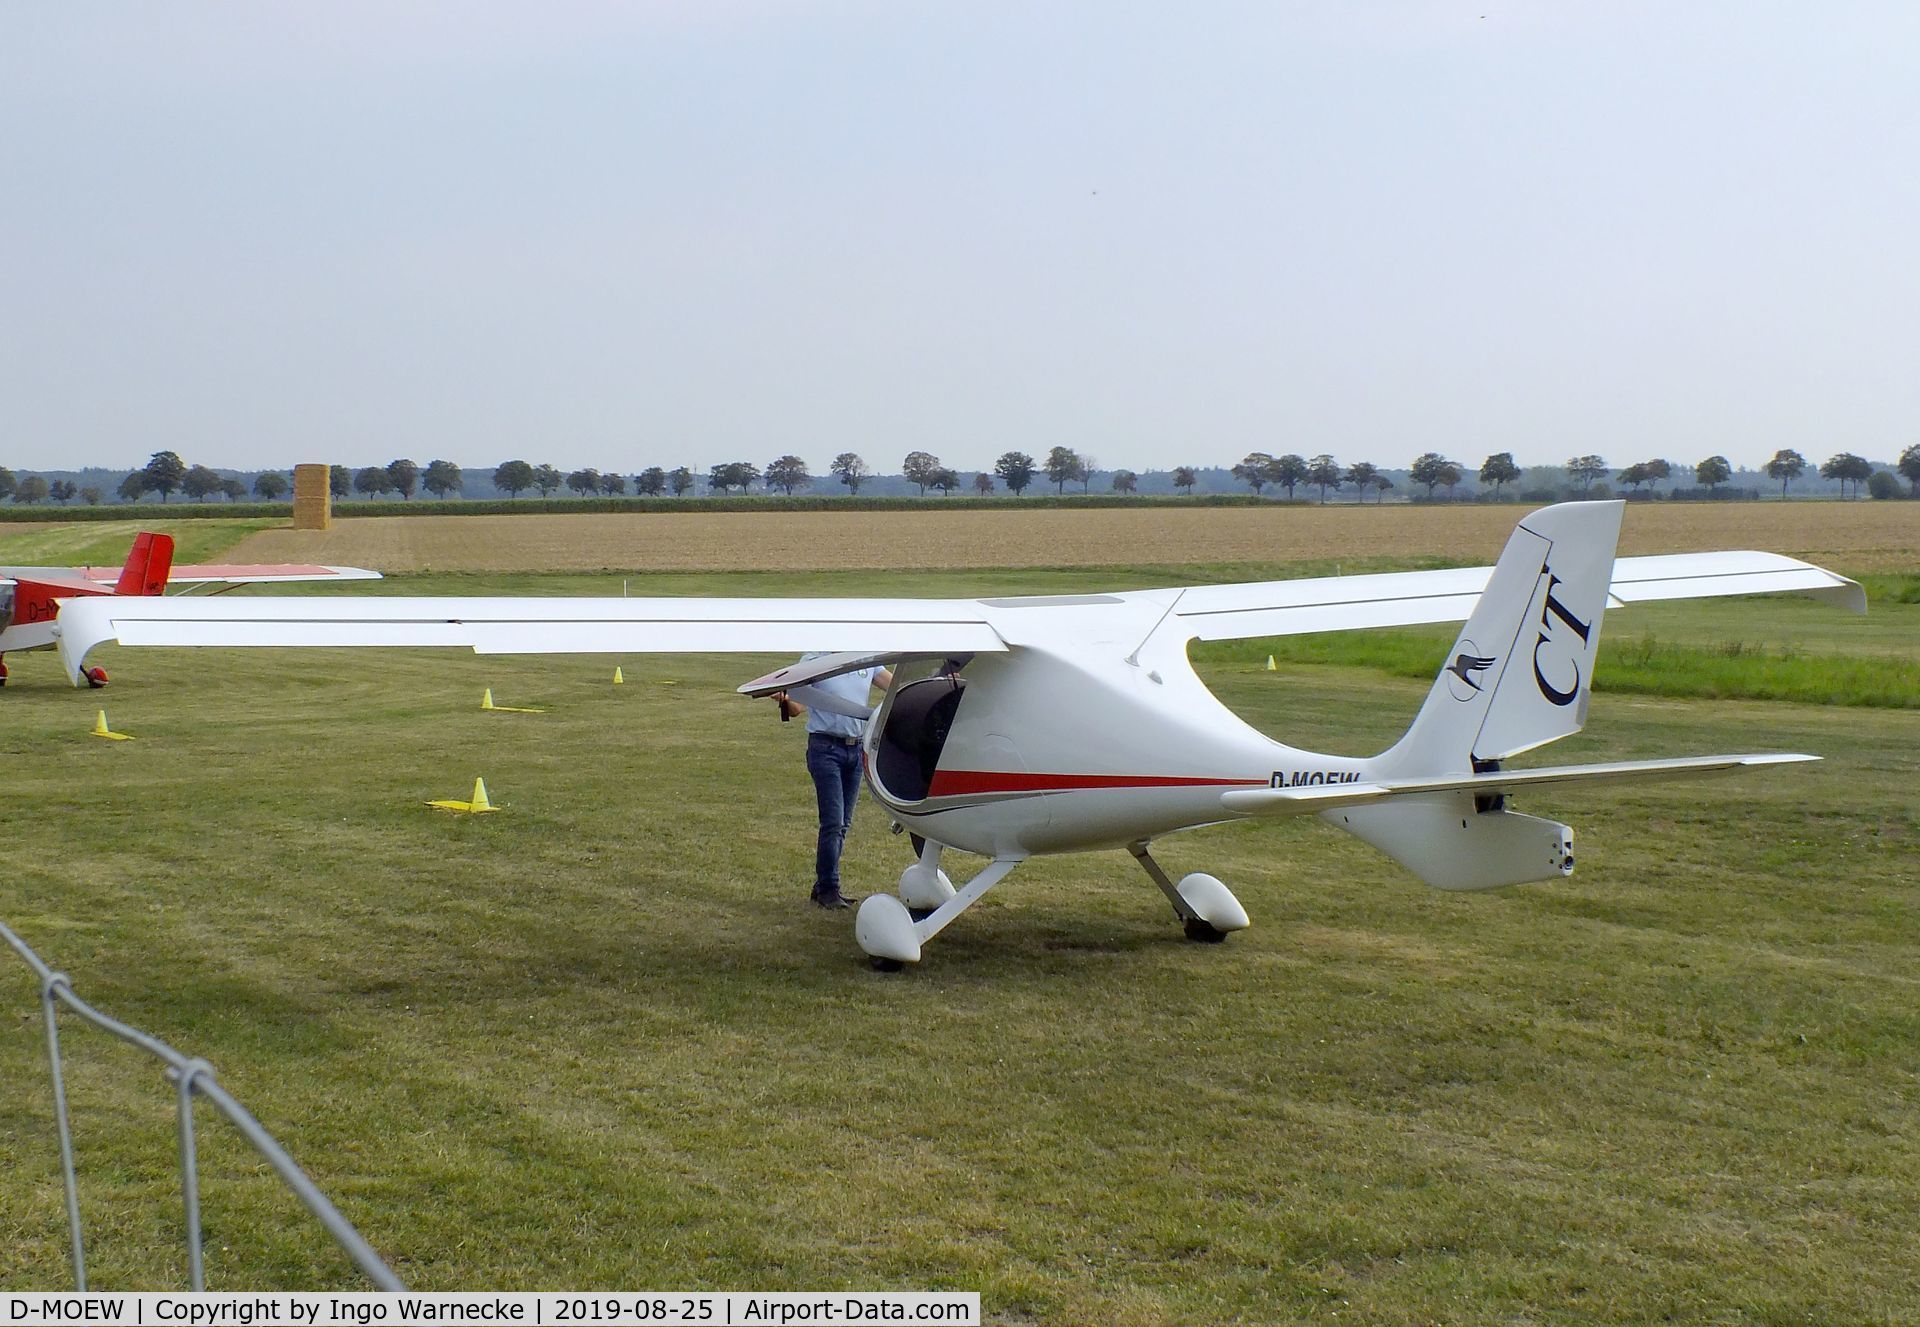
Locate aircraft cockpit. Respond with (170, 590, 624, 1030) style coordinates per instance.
(871, 658, 969, 803)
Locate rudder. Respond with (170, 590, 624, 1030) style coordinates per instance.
(114, 532, 175, 597)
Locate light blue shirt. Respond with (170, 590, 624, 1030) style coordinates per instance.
(805, 665, 879, 739)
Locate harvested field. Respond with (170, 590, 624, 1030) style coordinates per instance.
(219, 501, 1920, 575)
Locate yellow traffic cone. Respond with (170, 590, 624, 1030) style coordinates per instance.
(90, 709, 134, 741)
(427, 777, 500, 813)
(480, 688, 496, 710)
(1266, 655, 1277, 671)
(480, 687, 544, 713)
(613, 666, 624, 685)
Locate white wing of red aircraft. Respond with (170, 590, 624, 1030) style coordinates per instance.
(1, 532, 379, 687)
(51, 503, 1862, 967)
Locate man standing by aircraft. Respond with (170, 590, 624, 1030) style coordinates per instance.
(773, 663, 893, 909)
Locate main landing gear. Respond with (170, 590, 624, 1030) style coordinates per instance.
(0, 656, 107, 688)
(854, 838, 1253, 969)
(1127, 841, 1250, 944)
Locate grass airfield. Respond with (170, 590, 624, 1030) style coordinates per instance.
(0, 548, 1916, 1321)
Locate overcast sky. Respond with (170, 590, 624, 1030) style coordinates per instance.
(3, 2, 1916, 476)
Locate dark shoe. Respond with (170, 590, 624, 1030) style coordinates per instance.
(810, 890, 854, 910)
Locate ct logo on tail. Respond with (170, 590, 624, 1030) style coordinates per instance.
(1445, 641, 1497, 701)
(1532, 570, 1595, 708)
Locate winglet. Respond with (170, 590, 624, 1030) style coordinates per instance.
(114, 532, 175, 597)
(53, 596, 118, 686)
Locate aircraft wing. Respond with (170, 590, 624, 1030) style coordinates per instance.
(95, 562, 382, 589)
(52, 594, 1007, 686)
(4, 562, 381, 590)
(47, 546, 1861, 686)
(158, 562, 383, 587)
(1167, 551, 1864, 642)
(0, 568, 104, 593)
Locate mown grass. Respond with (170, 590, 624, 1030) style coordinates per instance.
(0, 520, 276, 568)
(1, 564, 1916, 1322)
(1857, 572, 1920, 604)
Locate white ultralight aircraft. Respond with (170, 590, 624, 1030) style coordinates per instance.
(52, 501, 1862, 969)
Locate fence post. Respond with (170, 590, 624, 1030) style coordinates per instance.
(174, 1059, 216, 1290)
(6, 920, 403, 1290)
(39, 969, 88, 1290)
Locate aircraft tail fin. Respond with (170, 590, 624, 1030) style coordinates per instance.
(1378, 501, 1623, 779)
(114, 532, 174, 597)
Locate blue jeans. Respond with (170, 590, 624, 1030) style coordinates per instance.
(806, 735, 864, 896)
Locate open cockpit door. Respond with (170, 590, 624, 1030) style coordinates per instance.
(871, 666, 969, 803)
(738, 650, 949, 697)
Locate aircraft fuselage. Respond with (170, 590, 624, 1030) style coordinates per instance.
(863, 631, 1355, 857)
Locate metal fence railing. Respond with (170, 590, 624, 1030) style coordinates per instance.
(2, 919, 404, 1291)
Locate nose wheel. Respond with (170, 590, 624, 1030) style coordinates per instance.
(856, 850, 1025, 969)
(897, 854, 955, 922)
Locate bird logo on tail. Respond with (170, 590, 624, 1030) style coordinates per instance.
(1445, 645, 1498, 701)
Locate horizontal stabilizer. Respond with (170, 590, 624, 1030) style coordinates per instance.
(1221, 752, 1817, 817)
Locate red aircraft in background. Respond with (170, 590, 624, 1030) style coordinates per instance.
(0, 532, 379, 687)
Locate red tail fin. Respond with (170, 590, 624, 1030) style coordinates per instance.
(114, 532, 175, 597)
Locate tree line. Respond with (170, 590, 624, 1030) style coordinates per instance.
(0, 453, 472, 505)
(0, 451, 274, 505)
(1219, 447, 1920, 502)
(7, 443, 1920, 506)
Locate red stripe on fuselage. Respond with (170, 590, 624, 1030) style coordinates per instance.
(927, 770, 1266, 797)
